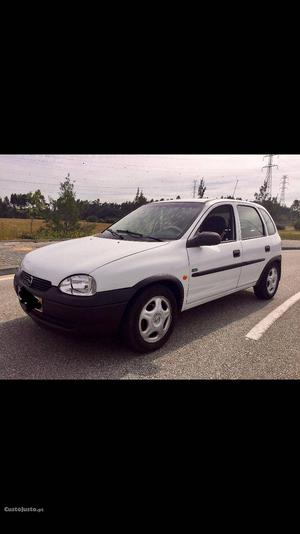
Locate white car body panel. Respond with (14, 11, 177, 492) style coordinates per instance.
(238, 231, 281, 287)
(186, 241, 243, 304)
(90, 239, 190, 299)
(21, 236, 168, 287)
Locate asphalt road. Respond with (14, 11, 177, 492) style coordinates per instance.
(1, 250, 300, 379)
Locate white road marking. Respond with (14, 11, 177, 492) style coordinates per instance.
(246, 291, 300, 341)
(0, 275, 14, 281)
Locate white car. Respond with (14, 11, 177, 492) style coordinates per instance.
(14, 199, 282, 352)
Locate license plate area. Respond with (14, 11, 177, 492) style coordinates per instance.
(18, 286, 43, 313)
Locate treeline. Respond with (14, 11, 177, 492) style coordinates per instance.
(0, 183, 181, 223)
(0, 191, 147, 222)
(0, 191, 48, 219)
(252, 181, 300, 228)
(1, 175, 300, 230)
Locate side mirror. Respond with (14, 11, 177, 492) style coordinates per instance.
(187, 231, 221, 248)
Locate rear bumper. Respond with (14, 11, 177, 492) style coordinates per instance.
(14, 271, 130, 335)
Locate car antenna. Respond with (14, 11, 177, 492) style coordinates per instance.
(233, 178, 239, 198)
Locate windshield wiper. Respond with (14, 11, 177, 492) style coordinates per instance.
(142, 235, 163, 241)
(116, 229, 163, 241)
(105, 228, 124, 239)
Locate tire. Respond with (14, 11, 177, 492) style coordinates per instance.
(254, 262, 280, 300)
(121, 284, 178, 353)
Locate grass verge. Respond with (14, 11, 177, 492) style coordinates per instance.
(278, 226, 300, 240)
(0, 218, 110, 240)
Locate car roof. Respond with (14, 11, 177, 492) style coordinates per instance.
(155, 198, 263, 208)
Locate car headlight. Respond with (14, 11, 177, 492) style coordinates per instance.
(59, 275, 97, 296)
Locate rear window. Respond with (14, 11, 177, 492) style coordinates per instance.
(237, 205, 265, 239)
(259, 209, 277, 236)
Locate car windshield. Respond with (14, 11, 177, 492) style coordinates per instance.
(98, 202, 205, 241)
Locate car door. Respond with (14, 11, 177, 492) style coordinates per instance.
(236, 204, 269, 287)
(186, 203, 242, 305)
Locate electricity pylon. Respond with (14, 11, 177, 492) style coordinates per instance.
(279, 175, 288, 206)
(261, 155, 279, 198)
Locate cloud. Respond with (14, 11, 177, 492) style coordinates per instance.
(0, 154, 299, 205)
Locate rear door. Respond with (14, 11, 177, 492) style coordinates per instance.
(186, 203, 242, 304)
(236, 204, 269, 287)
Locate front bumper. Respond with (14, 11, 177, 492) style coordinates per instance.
(14, 271, 131, 335)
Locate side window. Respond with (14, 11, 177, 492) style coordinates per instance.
(198, 205, 236, 242)
(259, 209, 276, 236)
(237, 206, 265, 239)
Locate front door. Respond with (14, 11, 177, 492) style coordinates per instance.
(186, 204, 242, 305)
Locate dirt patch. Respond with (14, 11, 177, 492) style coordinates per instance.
(13, 247, 33, 252)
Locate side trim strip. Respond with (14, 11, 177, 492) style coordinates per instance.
(191, 258, 265, 277)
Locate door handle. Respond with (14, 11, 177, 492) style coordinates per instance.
(265, 245, 270, 252)
(233, 250, 241, 258)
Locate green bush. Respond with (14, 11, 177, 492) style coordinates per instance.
(294, 220, 300, 231)
(97, 217, 116, 224)
(276, 224, 286, 230)
(86, 215, 98, 223)
(20, 233, 35, 239)
(35, 223, 96, 240)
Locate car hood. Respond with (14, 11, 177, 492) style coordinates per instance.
(21, 235, 168, 286)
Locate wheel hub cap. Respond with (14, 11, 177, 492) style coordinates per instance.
(138, 296, 172, 343)
(153, 313, 162, 326)
(267, 267, 278, 295)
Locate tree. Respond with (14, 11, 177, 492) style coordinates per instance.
(291, 199, 300, 212)
(27, 190, 47, 234)
(176, 195, 181, 199)
(134, 188, 147, 207)
(0, 196, 13, 217)
(10, 193, 30, 211)
(253, 183, 288, 223)
(198, 178, 206, 198)
(221, 195, 242, 200)
(46, 174, 80, 233)
(138, 190, 147, 205)
(254, 193, 291, 225)
(291, 199, 300, 223)
(254, 181, 270, 203)
(134, 187, 140, 203)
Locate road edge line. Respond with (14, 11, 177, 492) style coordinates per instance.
(246, 291, 300, 341)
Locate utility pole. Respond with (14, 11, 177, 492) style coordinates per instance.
(279, 175, 288, 206)
(192, 179, 198, 198)
(261, 155, 279, 198)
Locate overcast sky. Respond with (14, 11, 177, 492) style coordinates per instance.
(0, 155, 299, 206)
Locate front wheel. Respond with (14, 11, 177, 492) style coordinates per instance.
(121, 284, 178, 353)
(254, 262, 280, 300)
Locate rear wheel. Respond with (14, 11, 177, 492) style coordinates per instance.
(254, 262, 280, 300)
(121, 284, 178, 353)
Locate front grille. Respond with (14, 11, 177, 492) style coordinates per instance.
(22, 271, 52, 291)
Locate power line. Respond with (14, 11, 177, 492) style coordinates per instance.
(0, 177, 184, 192)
